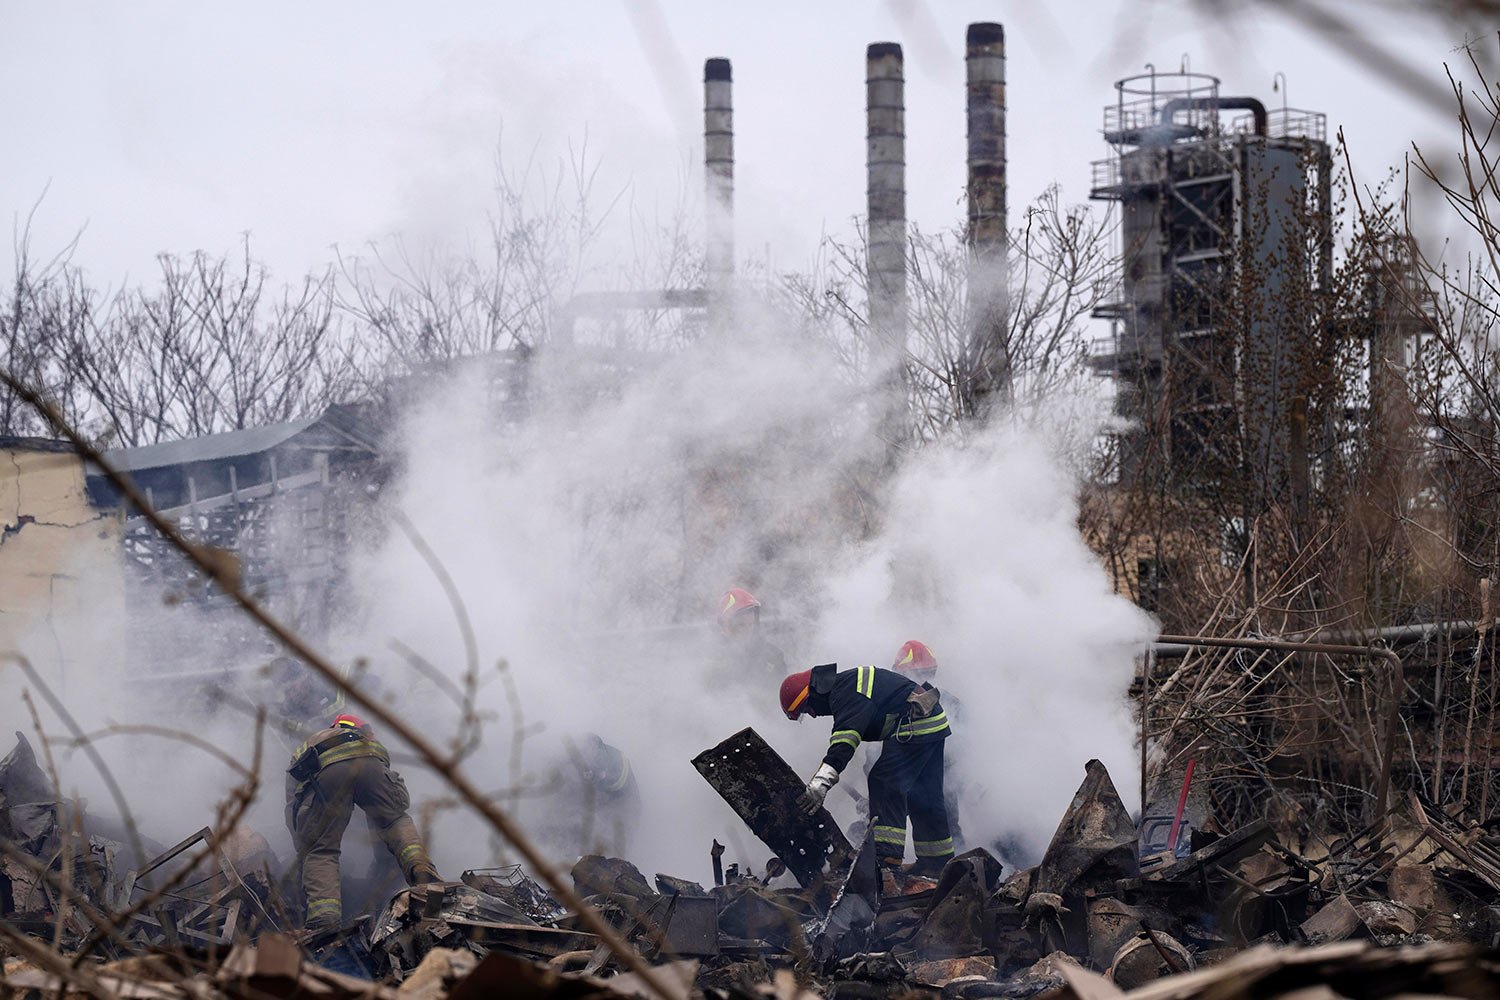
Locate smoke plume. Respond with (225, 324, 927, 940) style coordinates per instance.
(338, 295, 1153, 880)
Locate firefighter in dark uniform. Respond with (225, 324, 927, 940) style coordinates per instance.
(581, 733, 642, 855)
(272, 656, 344, 744)
(779, 663, 954, 875)
(285, 714, 440, 930)
(889, 640, 965, 852)
(719, 588, 788, 675)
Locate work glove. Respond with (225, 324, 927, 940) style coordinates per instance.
(797, 763, 840, 814)
(906, 686, 940, 718)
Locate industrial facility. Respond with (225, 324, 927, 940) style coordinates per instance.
(1090, 70, 1334, 501)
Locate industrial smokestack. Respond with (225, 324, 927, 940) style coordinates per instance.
(866, 42, 907, 361)
(965, 22, 1009, 414)
(704, 58, 734, 306)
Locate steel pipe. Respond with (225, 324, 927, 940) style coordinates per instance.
(1154, 633, 1404, 827)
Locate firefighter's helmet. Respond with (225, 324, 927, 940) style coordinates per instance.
(892, 640, 938, 679)
(718, 587, 762, 629)
(333, 714, 369, 732)
(779, 669, 813, 719)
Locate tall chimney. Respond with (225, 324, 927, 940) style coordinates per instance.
(866, 43, 907, 363)
(704, 58, 734, 307)
(965, 22, 1009, 414)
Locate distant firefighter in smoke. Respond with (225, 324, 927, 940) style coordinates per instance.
(780, 663, 954, 876)
(271, 656, 347, 744)
(848, 640, 967, 852)
(718, 587, 787, 675)
(285, 714, 441, 930)
(579, 733, 641, 856)
(888, 640, 965, 853)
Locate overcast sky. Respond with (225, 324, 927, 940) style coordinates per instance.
(0, 2, 1477, 289)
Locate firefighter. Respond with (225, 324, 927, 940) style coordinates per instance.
(779, 663, 954, 875)
(892, 640, 939, 688)
(890, 640, 965, 853)
(580, 733, 642, 855)
(273, 657, 342, 740)
(719, 587, 788, 675)
(285, 714, 440, 930)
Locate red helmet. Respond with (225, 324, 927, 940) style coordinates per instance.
(892, 640, 938, 678)
(779, 670, 812, 719)
(333, 714, 368, 732)
(718, 588, 762, 628)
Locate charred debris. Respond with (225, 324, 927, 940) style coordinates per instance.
(9, 727, 1500, 1000)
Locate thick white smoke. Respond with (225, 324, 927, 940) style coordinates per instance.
(336, 296, 1154, 883)
(812, 416, 1156, 861)
(333, 306, 886, 879)
(0, 278, 1152, 890)
(0, 544, 286, 871)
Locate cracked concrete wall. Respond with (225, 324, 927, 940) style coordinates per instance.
(0, 448, 124, 660)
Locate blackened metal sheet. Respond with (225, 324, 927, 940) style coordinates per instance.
(1034, 759, 1140, 897)
(692, 727, 853, 887)
(662, 895, 720, 956)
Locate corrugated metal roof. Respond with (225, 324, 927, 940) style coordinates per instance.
(96, 416, 321, 473)
(0, 436, 76, 454)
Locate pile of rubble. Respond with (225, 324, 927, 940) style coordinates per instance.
(11, 727, 1500, 999)
(0, 732, 279, 957)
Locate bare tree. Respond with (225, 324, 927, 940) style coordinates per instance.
(63, 239, 354, 446)
(335, 137, 627, 375)
(0, 210, 95, 438)
(1402, 37, 1500, 482)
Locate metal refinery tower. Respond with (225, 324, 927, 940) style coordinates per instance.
(1089, 70, 1332, 501)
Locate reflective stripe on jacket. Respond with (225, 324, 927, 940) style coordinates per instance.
(594, 742, 634, 795)
(813, 664, 950, 774)
(286, 726, 390, 799)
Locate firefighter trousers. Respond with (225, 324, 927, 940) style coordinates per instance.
(868, 738, 953, 870)
(291, 756, 436, 929)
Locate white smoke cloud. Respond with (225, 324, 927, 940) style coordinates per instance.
(812, 412, 1156, 861)
(0, 539, 285, 870)
(0, 284, 1152, 892)
(337, 297, 1153, 882)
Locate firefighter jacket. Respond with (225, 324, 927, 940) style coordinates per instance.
(588, 739, 636, 798)
(806, 664, 950, 774)
(920, 681, 962, 727)
(284, 725, 391, 817)
(728, 633, 788, 676)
